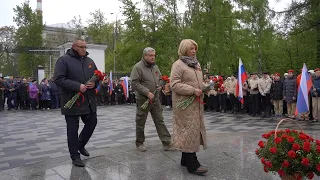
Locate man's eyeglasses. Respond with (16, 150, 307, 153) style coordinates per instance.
(74, 45, 87, 49)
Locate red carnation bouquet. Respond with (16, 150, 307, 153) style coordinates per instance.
(64, 70, 106, 109)
(256, 119, 320, 180)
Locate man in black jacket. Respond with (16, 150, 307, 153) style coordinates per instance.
(54, 38, 98, 167)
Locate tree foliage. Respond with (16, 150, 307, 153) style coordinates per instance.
(13, 2, 44, 77)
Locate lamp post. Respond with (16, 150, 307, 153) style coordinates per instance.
(111, 12, 121, 75)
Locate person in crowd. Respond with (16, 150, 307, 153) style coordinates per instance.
(130, 47, 174, 152)
(0, 77, 5, 111)
(242, 80, 249, 114)
(49, 78, 60, 109)
(258, 72, 272, 118)
(15, 77, 22, 109)
(249, 72, 260, 116)
(6, 76, 18, 110)
(115, 81, 124, 104)
(226, 75, 237, 113)
(54, 37, 99, 167)
(29, 80, 39, 110)
(270, 73, 283, 119)
(40, 79, 51, 110)
(311, 68, 320, 122)
(283, 70, 297, 119)
(170, 39, 208, 175)
(19, 78, 30, 110)
(219, 76, 227, 113)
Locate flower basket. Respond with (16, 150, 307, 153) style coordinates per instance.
(256, 118, 320, 180)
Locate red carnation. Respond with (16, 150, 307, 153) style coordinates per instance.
(264, 166, 268, 172)
(299, 133, 308, 140)
(294, 174, 302, 180)
(303, 141, 311, 152)
(274, 137, 282, 144)
(278, 169, 285, 177)
(287, 136, 295, 143)
(269, 147, 277, 154)
(258, 141, 265, 148)
(281, 134, 288, 139)
(316, 140, 320, 146)
(307, 172, 314, 179)
(255, 149, 259, 155)
(292, 130, 298, 133)
(265, 161, 272, 168)
(282, 160, 289, 168)
(316, 164, 320, 171)
(288, 150, 297, 158)
(292, 143, 300, 151)
(301, 158, 310, 166)
(262, 133, 271, 139)
(285, 129, 291, 133)
(261, 157, 266, 164)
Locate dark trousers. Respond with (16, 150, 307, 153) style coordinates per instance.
(31, 98, 37, 110)
(207, 96, 214, 111)
(41, 100, 51, 109)
(7, 93, 17, 109)
(229, 94, 238, 112)
(243, 96, 249, 113)
(261, 94, 271, 117)
(219, 93, 227, 112)
(65, 112, 97, 160)
(51, 95, 60, 109)
(250, 94, 259, 116)
(0, 97, 4, 110)
(21, 99, 30, 109)
(213, 95, 220, 111)
(181, 152, 201, 173)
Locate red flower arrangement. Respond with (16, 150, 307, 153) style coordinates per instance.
(64, 70, 106, 109)
(256, 119, 320, 180)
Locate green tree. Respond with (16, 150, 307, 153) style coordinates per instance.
(13, 2, 44, 77)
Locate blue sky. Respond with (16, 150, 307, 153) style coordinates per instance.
(0, 0, 290, 27)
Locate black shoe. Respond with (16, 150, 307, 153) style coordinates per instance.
(72, 158, 85, 167)
(79, 148, 90, 157)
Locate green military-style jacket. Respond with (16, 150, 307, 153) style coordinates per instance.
(130, 58, 162, 101)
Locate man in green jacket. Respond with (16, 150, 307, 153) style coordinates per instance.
(130, 47, 174, 152)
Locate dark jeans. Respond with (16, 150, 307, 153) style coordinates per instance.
(181, 152, 201, 173)
(7, 93, 17, 109)
(250, 94, 259, 116)
(65, 112, 97, 160)
(41, 100, 51, 109)
(51, 94, 60, 109)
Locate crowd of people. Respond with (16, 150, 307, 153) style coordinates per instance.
(198, 69, 320, 122)
(1, 68, 320, 123)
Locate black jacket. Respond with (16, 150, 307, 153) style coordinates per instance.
(54, 49, 98, 115)
(270, 80, 283, 100)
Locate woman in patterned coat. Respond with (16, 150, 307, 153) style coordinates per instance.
(170, 39, 207, 176)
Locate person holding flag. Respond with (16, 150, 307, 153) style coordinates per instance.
(236, 59, 248, 113)
(295, 64, 313, 120)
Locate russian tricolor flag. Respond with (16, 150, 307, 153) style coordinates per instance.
(121, 77, 129, 100)
(295, 64, 313, 115)
(109, 71, 113, 95)
(236, 58, 248, 104)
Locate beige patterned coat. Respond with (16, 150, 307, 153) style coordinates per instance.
(170, 59, 207, 153)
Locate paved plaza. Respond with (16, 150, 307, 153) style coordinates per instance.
(1, 105, 320, 179)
